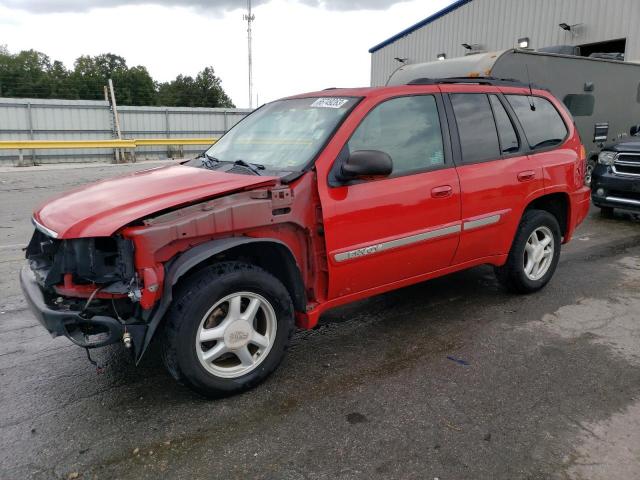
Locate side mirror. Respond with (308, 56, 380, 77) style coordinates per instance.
(340, 150, 393, 181)
(631, 124, 640, 137)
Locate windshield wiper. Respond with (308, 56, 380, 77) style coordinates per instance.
(233, 159, 265, 175)
(199, 153, 220, 169)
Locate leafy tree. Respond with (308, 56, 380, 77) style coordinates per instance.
(0, 47, 235, 107)
(71, 53, 156, 104)
(0, 49, 54, 98)
(157, 67, 234, 108)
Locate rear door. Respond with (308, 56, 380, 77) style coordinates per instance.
(316, 92, 462, 299)
(503, 94, 574, 194)
(444, 88, 545, 264)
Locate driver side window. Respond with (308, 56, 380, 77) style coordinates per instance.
(347, 95, 445, 176)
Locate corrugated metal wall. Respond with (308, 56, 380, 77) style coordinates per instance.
(371, 0, 640, 86)
(0, 97, 251, 165)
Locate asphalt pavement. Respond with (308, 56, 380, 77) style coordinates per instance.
(1, 161, 639, 480)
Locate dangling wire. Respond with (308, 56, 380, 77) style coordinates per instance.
(81, 287, 101, 315)
(85, 348, 104, 374)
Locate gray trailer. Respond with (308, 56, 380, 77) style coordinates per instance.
(388, 49, 640, 182)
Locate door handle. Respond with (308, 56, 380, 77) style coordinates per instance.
(431, 185, 453, 198)
(517, 170, 536, 182)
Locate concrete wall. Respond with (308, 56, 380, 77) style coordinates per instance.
(0, 97, 251, 165)
(371, 0, 640, 86)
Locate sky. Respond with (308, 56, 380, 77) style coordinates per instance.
(0, 0, 454, 108)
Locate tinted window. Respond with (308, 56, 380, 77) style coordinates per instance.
(506, 95, 568, 150)
(489, 95, 520, 154)
(347, 95, 445, 175)
(451, 93, 500, 163)
(563, 94, 594, 117)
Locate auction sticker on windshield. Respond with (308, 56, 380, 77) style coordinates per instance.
(311, 98, 349, 109)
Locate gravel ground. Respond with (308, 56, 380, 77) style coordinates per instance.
(1, 161, 639, 480)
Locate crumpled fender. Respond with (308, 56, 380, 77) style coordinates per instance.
(136, 236, 303, 363)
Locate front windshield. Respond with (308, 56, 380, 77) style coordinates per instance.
(204, 96, 359, 171)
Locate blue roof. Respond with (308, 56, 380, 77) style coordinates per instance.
(369, 0, 474, 53)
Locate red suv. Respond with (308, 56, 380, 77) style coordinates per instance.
(21, 79, 590, 397)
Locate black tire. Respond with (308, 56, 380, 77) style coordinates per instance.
(161, 261, 294, 398)
(599, 206, 615, 218)
(494, 210, 562, 294)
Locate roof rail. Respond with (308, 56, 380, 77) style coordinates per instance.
(407, 76, 532, 88)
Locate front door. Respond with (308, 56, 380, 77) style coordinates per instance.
(317, 93, 462, 299)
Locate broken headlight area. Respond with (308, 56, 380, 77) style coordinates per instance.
(23, 229, 147, 352)
(26, 229, 135, 289)
(25, 229, 141, 315)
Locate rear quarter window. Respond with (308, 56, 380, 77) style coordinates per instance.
(506, 95, 568, 150)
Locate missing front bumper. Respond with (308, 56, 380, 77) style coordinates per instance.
(20, 265, 125, 348)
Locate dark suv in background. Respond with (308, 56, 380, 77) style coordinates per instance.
(591, 126, 640, 216)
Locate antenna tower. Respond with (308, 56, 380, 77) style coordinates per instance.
(243, 0, 255, 108)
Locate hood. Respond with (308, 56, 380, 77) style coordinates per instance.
(606, 139, 640, 153)
(34, 164, 278, 239)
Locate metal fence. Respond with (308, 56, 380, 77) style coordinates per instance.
(0, 97, 251, 165)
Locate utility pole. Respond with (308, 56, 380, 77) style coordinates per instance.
(243, 0, 255, 109)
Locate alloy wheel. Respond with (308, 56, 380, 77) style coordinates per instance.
(195, 292, 277, 378)
(523, 226, 555, 281)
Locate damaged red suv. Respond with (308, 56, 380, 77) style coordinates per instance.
(21, 79, 590, 397)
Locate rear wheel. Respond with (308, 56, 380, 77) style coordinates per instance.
(161, 262, 294, 398)
(495, 210, 561, 294)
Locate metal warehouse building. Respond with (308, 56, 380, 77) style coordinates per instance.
(370, 0, 640, 85)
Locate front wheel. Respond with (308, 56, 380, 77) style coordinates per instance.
(161, 262, 294, 398)
(494, 210, 561, 294)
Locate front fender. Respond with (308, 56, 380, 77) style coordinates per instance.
(136, 237, 301, 362)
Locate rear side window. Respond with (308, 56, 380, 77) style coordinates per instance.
(563, 94, 594, 117)
(489, 95, 520, 154)
(450, 93, 500, 163)
(506, 95, 568, 150)
(347, 95, 445, 175)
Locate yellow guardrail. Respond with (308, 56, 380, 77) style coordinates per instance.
(0, 138, 217, 150)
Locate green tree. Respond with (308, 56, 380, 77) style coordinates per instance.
(71, 53, 156, 104)
(195, 67, 234, 108)
(0, 47, 235, 108)
(157, 66, 234, 108)
(0, 49, 53, 98)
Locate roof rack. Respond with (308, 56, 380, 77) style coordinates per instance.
(407, 76, 531, 88)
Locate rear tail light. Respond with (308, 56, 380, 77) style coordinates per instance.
(578, 145, 587, 179)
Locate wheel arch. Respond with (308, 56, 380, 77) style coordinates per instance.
(137, 237, 306, 363)
(524, 192, 570, 238)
